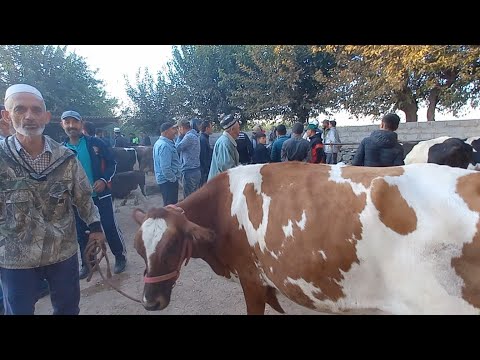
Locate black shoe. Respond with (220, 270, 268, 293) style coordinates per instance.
(79, 265, 89, 280)
(114, 257, 127, 274)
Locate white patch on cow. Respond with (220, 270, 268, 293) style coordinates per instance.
(318, 163, 479, 314)
(251, 259, 279, 289)
(465, 137, 480, 147)
(328, 164, 368, 195)
(467, 163, 480, 171)
(141, 218, 168, 269)
(282, 220, 294, 238)
(285, 277, 324, 306)
(404, 136, 451, 165)
(318, 250, 327, 260)
(269, 266, 273, 273)
(296, 211, 307, 230)
(228, 270, 241, 284)
(228, 164, 277, 257)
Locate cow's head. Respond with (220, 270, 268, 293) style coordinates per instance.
(132, 207, 215, 311)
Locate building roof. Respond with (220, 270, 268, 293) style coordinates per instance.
(50, 116, 119, 124)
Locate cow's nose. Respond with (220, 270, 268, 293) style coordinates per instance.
(142, 300, 161, 311)
(142, 294, 169, 311)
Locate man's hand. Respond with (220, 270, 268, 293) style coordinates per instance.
(93, 180, 106, 193)
(88, 231, 106, 247)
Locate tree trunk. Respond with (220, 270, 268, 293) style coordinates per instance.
(398, 102, 418, 122)
(297, 108, 309, 124)
(397, 90, 418, 122)
(427, 87, 441, 121)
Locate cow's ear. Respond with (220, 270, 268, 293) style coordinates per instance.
(132, 208, 147, 225)
(186, 221, 215, 247)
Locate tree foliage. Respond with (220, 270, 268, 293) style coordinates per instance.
(226, 45, 335, 124)
(122, 69, 173, 134)
(0, 45, 117, 117)
(324, 45, 480, 122)
(166, 45, 245, 124)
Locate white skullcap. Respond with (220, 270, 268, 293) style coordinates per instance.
(4, 84, 44, 101)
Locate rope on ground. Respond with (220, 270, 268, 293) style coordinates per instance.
(85, 238, 141, 303)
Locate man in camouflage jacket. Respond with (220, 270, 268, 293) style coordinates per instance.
(0, 84, 106, 315)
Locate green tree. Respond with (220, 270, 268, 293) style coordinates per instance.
(166, 45, 245, 124)
(227, 45, 335, 124)
(0, 45, 117, 116)
(122, 69, 173, 134)
(324, 45, 480, 122)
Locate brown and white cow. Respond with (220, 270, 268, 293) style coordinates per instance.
(132, 162, 480, 315)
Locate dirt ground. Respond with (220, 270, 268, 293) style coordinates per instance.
(34, 174, 324, 315)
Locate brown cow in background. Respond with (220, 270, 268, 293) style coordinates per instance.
(135, 146, 154, 174)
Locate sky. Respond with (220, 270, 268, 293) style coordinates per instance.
(65, 45, 480, 126)
(65, 45, 173, 109)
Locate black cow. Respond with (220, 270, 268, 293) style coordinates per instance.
(112, 147, 137, 173)
(427, 138, 474, 169)
(111, 170, 147, 206)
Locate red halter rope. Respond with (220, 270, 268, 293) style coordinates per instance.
(143, 234, 193, 284)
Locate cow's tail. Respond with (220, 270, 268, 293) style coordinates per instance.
(266, 286, 285, 314)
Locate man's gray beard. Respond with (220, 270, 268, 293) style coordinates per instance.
(13, 124, 45, 136)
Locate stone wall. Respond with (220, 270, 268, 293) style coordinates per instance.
(338, 119, 480, 145)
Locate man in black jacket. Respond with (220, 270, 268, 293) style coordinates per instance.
(236, 129, 254, 165)
(352, 113, 404, 167)
(252, 133, 270, 164)
(199, 120, 213, 186)
(61, 111, 127, 279)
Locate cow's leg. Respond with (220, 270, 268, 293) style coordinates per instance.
(239, 277, 267, 315)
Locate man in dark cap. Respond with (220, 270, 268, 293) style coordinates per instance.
(208, 114, 240, 181)
(61, 110, 127, 278)
(153, 122, 181, 205)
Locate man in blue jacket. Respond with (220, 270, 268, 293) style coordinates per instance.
(176, 119, 201, 198)
(153, 122, 181, 205)
(61, 111, 127, 279)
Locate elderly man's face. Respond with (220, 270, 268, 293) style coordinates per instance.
(229, 121, 240, 139)
(3, 93, 50, 137)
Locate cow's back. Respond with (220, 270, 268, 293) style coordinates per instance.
(404, 136, 451, 165)
(112, 147, 138, 173)
(222, 162, 480, 314)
